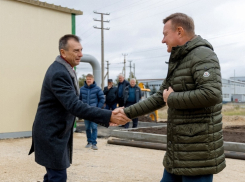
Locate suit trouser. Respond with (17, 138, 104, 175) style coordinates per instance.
(118, 98, 124, 107)
(43, 167, 67, 182)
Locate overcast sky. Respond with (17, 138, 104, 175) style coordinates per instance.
(44, 0, 245, 82)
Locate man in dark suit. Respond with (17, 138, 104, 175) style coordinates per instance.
(104, 79, 118, 110)
(28, 34, 129, 182)
(117, 74, 129, 107)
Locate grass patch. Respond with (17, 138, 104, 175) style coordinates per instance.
(223, 109, 245, 116)
(158, 109, 168, 119)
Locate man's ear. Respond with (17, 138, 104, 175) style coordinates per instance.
(177, 27, 184, 37)
(60, 49, 66, 58)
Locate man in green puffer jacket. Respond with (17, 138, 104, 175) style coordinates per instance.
(114, 13, 225, 182)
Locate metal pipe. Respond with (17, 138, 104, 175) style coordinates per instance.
(80, 54, 101, 88)
(108, 139, 167, 150)
(224, 151, 245, 160)
(108, 139, 245, 160)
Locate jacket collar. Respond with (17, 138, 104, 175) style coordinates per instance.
(84, 81, 96, 88)
(166, 35, 213, 80)
(169, 35, 213, 63)
(55, 56, 79, 96)
(119, 80, 125, 85)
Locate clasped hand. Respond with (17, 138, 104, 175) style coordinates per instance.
(109, 107, 130, 126)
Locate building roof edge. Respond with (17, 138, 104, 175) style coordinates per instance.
(12, 0, 83, 15)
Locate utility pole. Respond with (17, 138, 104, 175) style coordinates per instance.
(93, 11, 110, 88)
(234, 69, 236, 94)
(105, 60, 110, 81)
(133, 63, 135, 77)
(128, 60, 132, 78)
(122, 53, 128, 78)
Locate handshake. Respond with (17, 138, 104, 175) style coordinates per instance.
(109, 107, 131, 126)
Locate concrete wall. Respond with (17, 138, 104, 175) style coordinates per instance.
(0, 0, 72, 134)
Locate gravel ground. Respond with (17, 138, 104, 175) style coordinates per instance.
(1, 133, 245, 182)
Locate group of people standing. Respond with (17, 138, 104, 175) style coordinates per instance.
(79, 73, 142, 150)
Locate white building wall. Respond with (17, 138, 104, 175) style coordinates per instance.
(139, 78, 245, 103)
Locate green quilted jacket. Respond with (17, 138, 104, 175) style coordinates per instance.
(124, 35, 226, 176)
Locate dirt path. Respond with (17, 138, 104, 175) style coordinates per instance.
(1, 133, 245, 182)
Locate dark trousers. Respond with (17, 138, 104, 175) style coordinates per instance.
(118, 98, 124, 107)
(44, 167, 67, 182)
(160, 168, 213, 182)
(105, 103, 117, 110)
(124, 102, 138, 128)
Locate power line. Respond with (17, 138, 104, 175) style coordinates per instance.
(111, 0, 202, 28)
(81, 31, 98, 45)
(95, 0, 123, 11)
(207, 30, 245, 40)
(126, 31, 245, 55)
(130, 55, 169, 61)
(110, 62, 124, 64)
(129, 47, 163, 54)
(110, 0, 148, 13)
(128, 41, 245, 61)
(79, 26, 94, 36)
(110, 0, 173, 21)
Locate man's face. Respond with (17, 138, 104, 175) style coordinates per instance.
(86, 77, 94, 86)
(108, 82, 113, 87)
(60, 39, 83, 67)
(118, 75, 124, 83)
(130, 80, 136, 87)
(162, 20, 180, 53)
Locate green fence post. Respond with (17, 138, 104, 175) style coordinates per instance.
(72, 13, 77, 132)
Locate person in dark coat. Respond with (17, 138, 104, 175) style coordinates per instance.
(103, 79, 118, 110)
(123, 78, 142, 128)
(117, 74, 129, 107)
(28, 34, 130, 182)
(79, 74, 104, 150)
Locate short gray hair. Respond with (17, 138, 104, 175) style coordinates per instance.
(118, 73, 124, 78)
(130, 78, 136, 82)
(59, 34, 80, 51)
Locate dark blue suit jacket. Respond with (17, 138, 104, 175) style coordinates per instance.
(29, 57, 111, 170)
